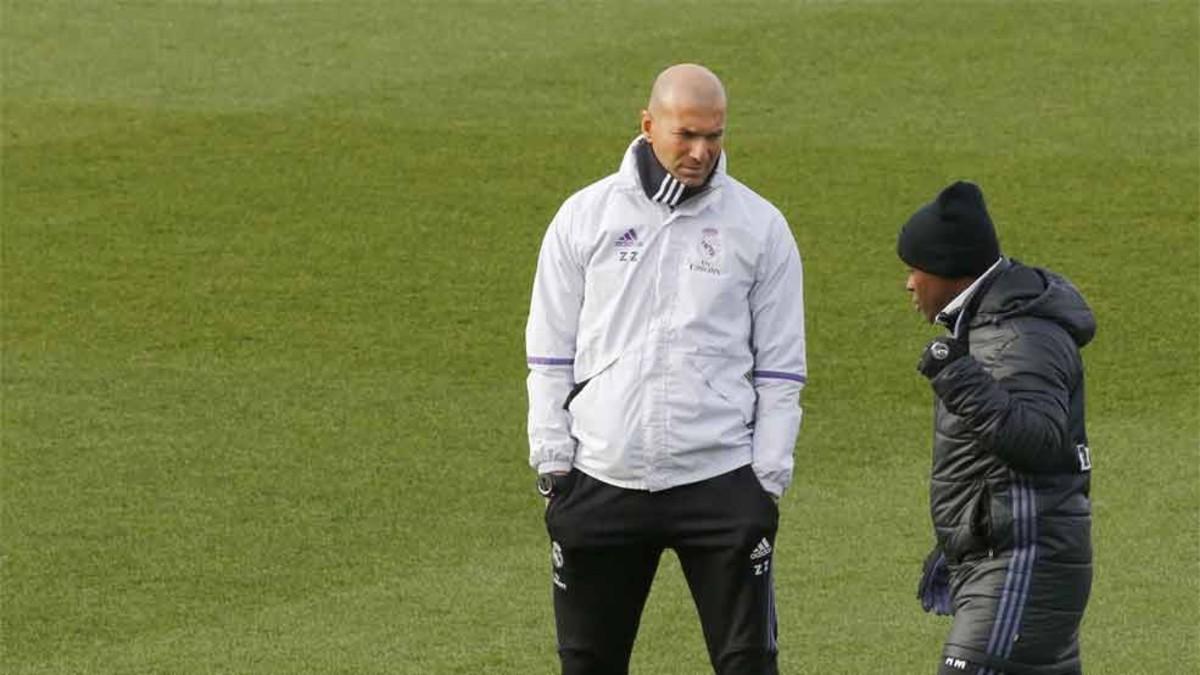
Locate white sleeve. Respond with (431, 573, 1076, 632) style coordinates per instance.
(748, 215, 807, 496)
(525, 201, 583, 474)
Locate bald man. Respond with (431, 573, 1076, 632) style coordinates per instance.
(525, 64, 807, 674)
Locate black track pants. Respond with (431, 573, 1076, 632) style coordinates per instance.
(543, 465, 780, 675)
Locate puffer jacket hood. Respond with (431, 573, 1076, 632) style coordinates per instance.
(971, 261, 1096, 348)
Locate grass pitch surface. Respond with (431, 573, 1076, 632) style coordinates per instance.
(3, 1, 1197, 673)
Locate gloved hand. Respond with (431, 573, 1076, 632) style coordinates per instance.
(917, 547, 953, 615)
(917, 336, 968, 379)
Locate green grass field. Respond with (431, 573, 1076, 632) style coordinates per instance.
(2, 1, 1197, 672)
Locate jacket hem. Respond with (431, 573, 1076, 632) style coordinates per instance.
(576, 451, 753, 493)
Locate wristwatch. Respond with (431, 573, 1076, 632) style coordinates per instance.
(537, 472, 569, 498)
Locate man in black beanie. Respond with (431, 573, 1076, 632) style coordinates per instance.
(898, 181, 1096, 675)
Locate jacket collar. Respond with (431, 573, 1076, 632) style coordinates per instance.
(617, 136, 727, 209)
(936, 256, 1008, 337)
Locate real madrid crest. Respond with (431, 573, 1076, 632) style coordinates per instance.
(688, 227, 723, 276)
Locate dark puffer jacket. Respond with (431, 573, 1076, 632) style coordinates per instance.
(929, 259, 1096, 672)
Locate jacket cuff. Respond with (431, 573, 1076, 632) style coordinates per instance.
(536, 460, 574, 475)
(753, 469, 786, 498)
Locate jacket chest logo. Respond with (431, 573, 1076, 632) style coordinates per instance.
(614, 227, 643, 262)
(687, 228, 722, 276)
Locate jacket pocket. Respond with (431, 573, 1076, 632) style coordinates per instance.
(565, 353, 620, 412)
(562, 379, 591, 411)
(692, 354, 756, 427)
(566, 353, 636, 455)
(984, 482, 1014, 553)
(944, 482, 993, 563)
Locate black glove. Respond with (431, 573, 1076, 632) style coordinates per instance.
(917, 547, 953, 615)
(917, 336, 968, 379)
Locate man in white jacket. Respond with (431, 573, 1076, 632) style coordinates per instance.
(526, 63, 807, 675)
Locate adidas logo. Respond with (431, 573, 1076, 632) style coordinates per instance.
(750, 538, 773, 561)
(614, 228, 639, 247)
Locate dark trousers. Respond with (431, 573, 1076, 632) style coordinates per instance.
(544, 465, 780, 675)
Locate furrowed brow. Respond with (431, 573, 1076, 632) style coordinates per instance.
(677, 127, 725, 139)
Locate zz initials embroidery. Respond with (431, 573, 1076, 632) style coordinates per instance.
(618, 251, 638, 262)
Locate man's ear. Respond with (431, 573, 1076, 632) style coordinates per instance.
(640, 110, 652, 140)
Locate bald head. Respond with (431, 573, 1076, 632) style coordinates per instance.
(641, 64, 727, 187)
(647, 64, 727, 116)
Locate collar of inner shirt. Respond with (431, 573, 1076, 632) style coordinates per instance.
(634, 137, 717, 209)
(935, 256, 1006, 337)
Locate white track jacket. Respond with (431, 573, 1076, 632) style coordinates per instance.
(526, 138, 807, 496)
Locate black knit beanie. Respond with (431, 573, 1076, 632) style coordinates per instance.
(896, 181, 1001, 278)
